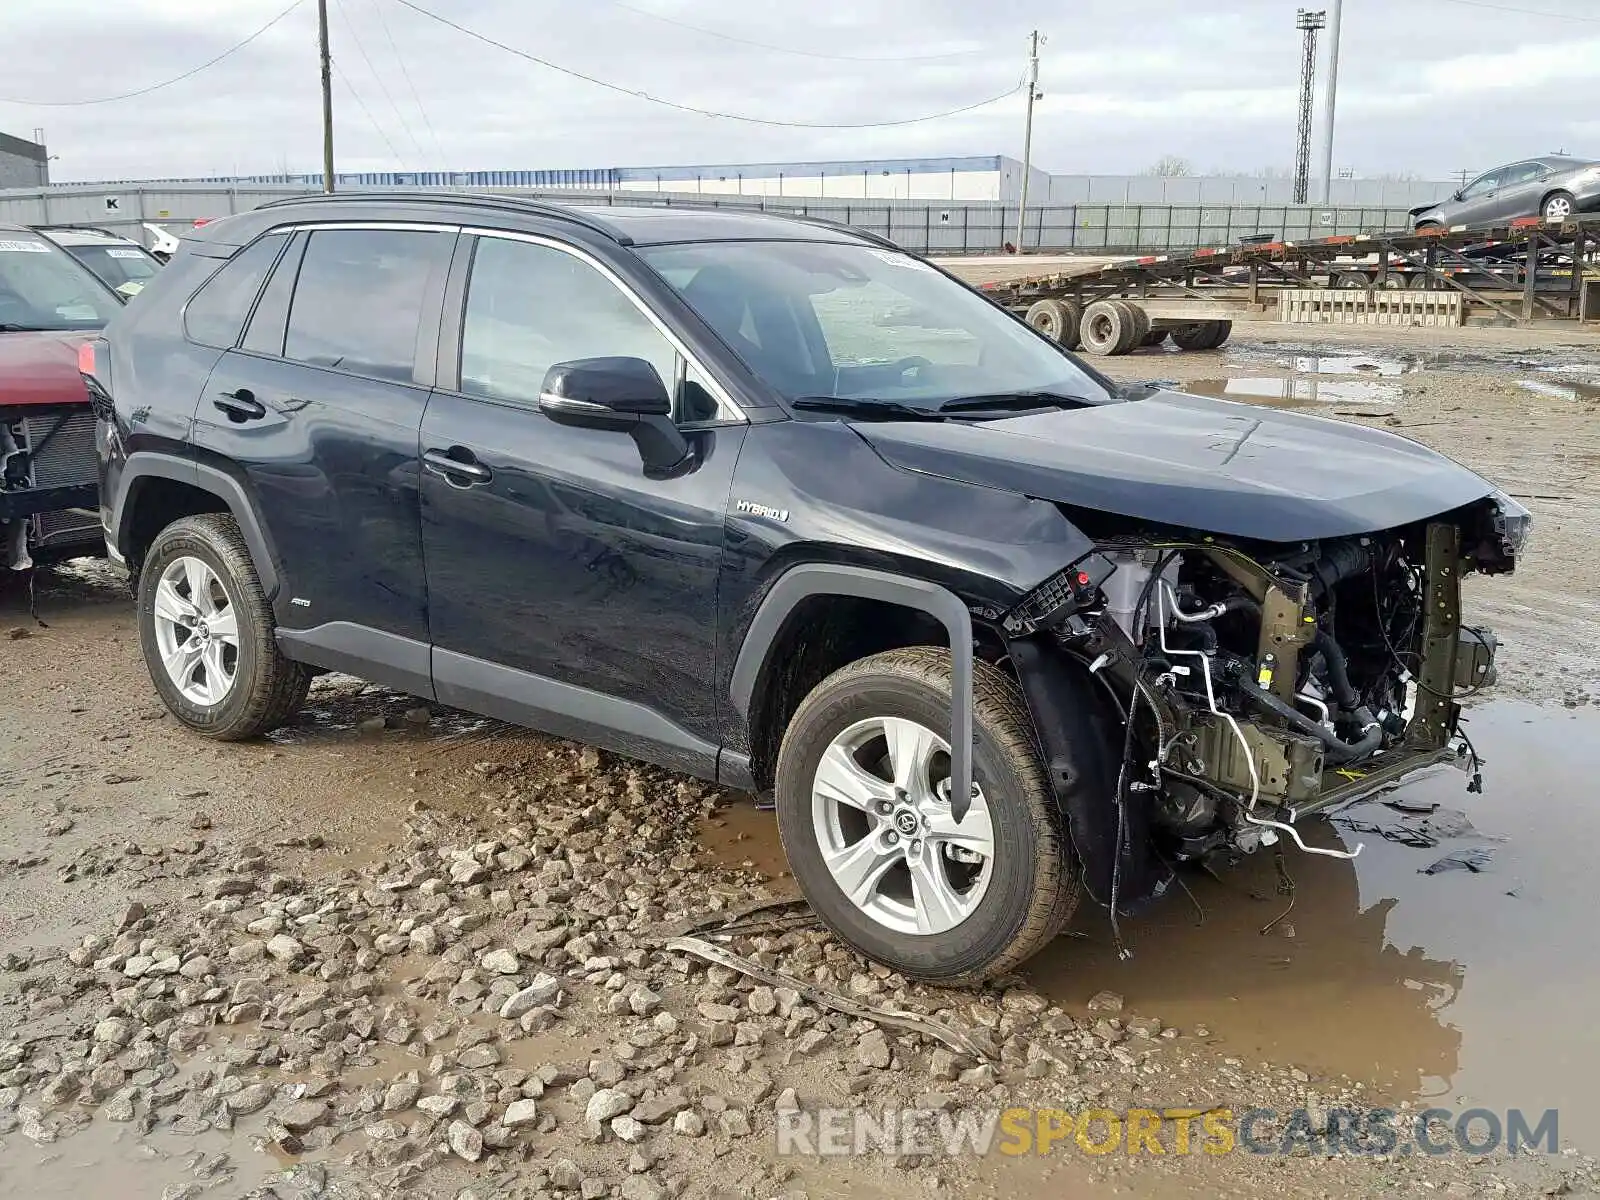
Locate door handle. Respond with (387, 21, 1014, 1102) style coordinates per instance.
(423, 447, 493, 486)
(213, 389, 267, 421)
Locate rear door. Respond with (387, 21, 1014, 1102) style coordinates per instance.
(194, 223, 457, 695)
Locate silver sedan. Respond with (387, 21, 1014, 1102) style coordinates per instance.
(1410, 155, 1600, 229)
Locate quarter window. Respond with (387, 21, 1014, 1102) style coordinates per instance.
(460, 237, 678, 409)
(184, 233, 287, 348)
(284, 228, 453, 381)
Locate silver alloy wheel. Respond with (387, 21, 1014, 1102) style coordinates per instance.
(151, 555, 240, 706)
(810, 715, 994, 936)
(1546, 196, 1573, 219)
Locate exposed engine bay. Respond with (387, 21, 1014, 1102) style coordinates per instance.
(1001, 492, 1531, 908)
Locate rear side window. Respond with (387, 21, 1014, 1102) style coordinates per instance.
(184, 233, 287, 348)
(284, 228, 452, 382)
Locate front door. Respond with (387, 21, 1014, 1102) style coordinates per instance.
(419, 232, 746, 777)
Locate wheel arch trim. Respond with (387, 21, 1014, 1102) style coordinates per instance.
(112, 453, 282, 601)
(730, 564, 974, 822)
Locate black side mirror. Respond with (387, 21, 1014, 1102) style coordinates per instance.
(538, 356, 690, 474)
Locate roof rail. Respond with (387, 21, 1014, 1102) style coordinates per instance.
(767, 211, 902, 253)
(31, 223, 125, 237)
(255, 190, 631, 244)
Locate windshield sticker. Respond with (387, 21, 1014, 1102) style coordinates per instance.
(866, 249, 936, 272)
(106, 248, 147, 259)
(55, 304, 99, 321)
(0, 239, 51, 253)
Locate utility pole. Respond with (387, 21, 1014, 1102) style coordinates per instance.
(1014, 30, 1041, 252)
(1293, 10, 1326, 205)
(317, 0, 335, 193)
(1316, 0, 1343, 204)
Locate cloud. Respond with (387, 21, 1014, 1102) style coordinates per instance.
(2, 0, 1596, 183)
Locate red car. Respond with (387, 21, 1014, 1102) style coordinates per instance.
(1, 223, 123, 570)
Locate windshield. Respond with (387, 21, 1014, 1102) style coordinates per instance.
(65, 243, 160, 294)
(639, 240, 1110, 409)
(0, 235, 118, 330)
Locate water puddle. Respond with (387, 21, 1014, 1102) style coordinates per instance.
(1035, 700, 1600, 1151)
(1519, 378, 1600, 402)
(1183, 376, 1402, 409)
(697, 703, 1600, 1151)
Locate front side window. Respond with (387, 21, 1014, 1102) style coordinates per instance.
(285, 228, 453, 381)
(640, 240, 1110, 410)
(0, 234, 117, 331)
(185, 233, 287, 348)
(1460, 171, 1503, 199)
(460, 236, 679, 408)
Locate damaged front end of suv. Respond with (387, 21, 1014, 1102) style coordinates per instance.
(998, 489, 1529, 916)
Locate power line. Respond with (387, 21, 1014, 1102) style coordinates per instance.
(391, 0, 1020, 129)
(0, 0, 306, 106)
(332, 58, 405, 165)
(1432, 0, 1600, 20)
(370, 0, 447, 166)
(332, 0, 423, 164)
(600, 0, 993, 63)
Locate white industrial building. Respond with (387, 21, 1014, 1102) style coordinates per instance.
(0, 131, 50, 189)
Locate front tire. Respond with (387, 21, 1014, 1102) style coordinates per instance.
(774, 648, 1076, 986)
(137, 514, 310, 740)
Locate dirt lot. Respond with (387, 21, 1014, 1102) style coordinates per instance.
(3, 320, 1600, 1200)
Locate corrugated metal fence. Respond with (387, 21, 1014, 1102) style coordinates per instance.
(0, 182, 1413, 255)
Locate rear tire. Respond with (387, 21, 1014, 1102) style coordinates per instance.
(1114, 300, 1151, 348)
(1079, 300, 1139, 356)
(774, 648, 1076, 986)
(1333, 271, 1371, 289)
(1140, 328, 1169, 348)
(1542, 191, 1576, 221)
(137, 514, 311, 741)
(1024, 298, 1083, 351)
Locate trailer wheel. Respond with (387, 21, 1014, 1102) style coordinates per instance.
(1170, 321, 1229, 352)
(1333, 271, 1371, 289)
(1056, 300, 1083, 351)
(1409, 273, 1434, 290)
(1141, 329, 1169, 348)
(1079, 300, 1139, 356)
(1113, 301, 1150, 348)
(1025, 299, 1070, 342)
(1378, 274, 1407, 290)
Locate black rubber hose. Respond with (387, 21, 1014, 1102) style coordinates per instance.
(1313, 630, 1361, 712)
(1234, 674, 1381, 763)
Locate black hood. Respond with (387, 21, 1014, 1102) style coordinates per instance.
(852, 390, 1497, 542)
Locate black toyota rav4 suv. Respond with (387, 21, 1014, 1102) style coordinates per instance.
(91, 193, 1527, 985)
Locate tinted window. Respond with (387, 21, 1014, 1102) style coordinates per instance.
(460, 237, 677, 407)
(184, 233, 287, 348)
(285, 228, 452, 381)
(1460, 170, 1503, 199)
(242, 233, 305, 356)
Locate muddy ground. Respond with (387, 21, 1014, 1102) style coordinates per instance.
(3, 321, 1600, 1200)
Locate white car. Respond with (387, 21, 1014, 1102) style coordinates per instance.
(35, 225, 163, 299)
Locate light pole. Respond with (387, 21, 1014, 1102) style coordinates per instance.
(1317, 0, 1344, 204)
(1015, 30, 1041, 251)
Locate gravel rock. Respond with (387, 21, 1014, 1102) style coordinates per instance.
(621, 1177, 667, 1200)
(417, 1094, 459, 1118)
(627, 986, 661, 1016)
(279, 1100, 329, 1132)
(480, 949, 520, 975)
(612, 1115, 647, 1143)
(585, 1087, 634, 1138)
(503, 1098, 539, 1127)
(265, 935, 304, 964)
(93, 1018, 133, 1047)
(500, 974, 560, 1017)
(748, 987, 777, 1016)
(855, 1028, 892, 1069)
(672, 1109, 706, 1138)
(225, 1083, 275, 1115)
(383, 1080, 421, 1112)
(1085, 990, 1125, 1015)
(447, 1119, 484, 1162)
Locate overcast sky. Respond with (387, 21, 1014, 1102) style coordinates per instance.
(4, 0, 1598, 184)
